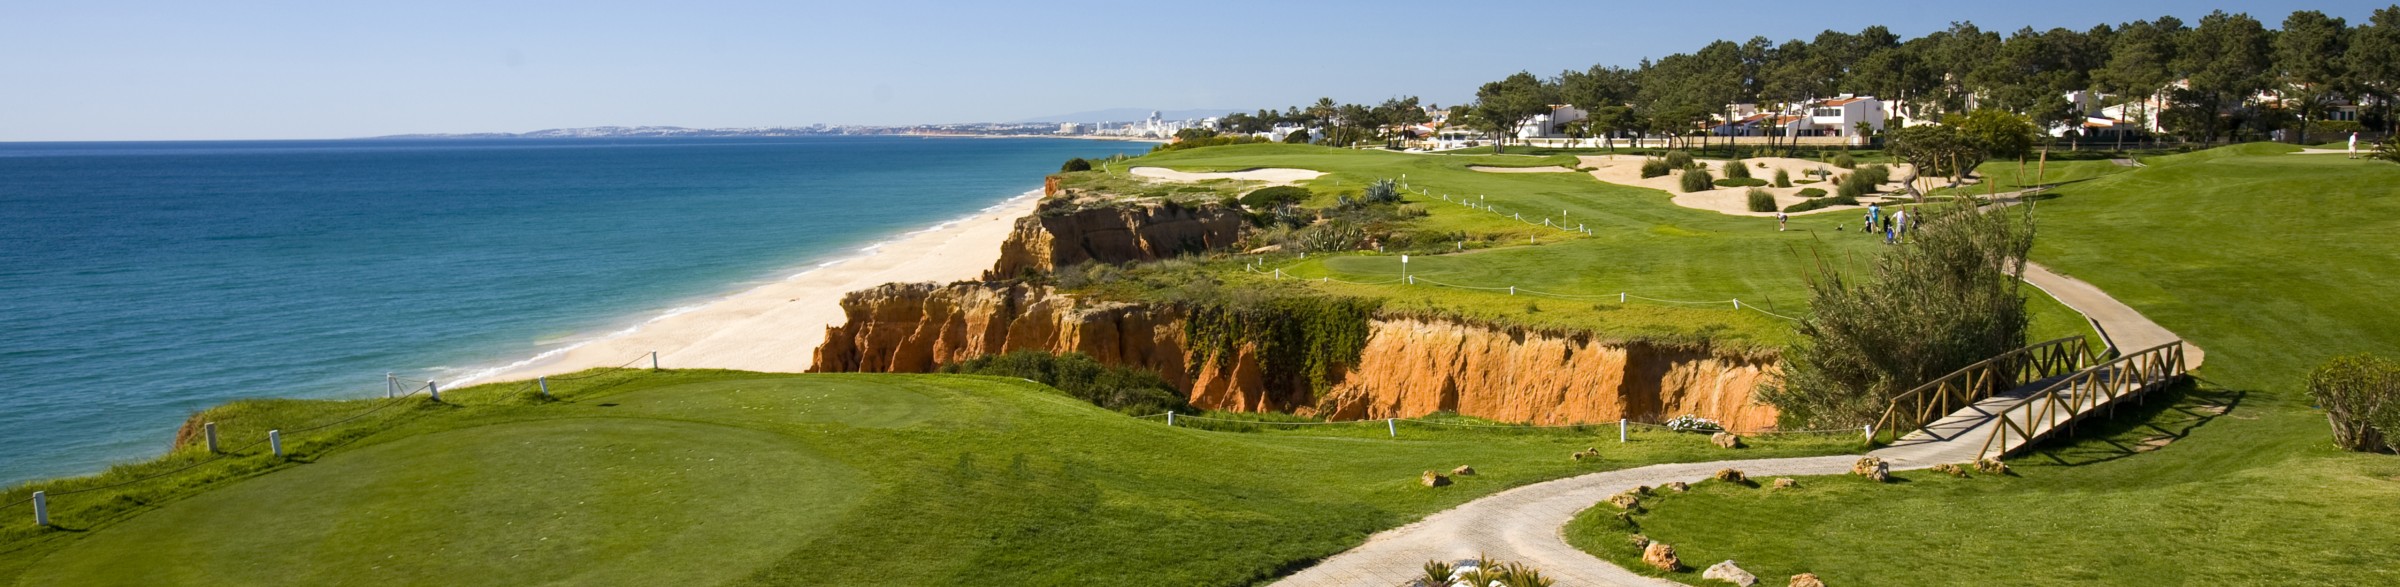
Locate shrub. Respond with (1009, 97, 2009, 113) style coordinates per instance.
(1836, 172, 1877, 199)
(1362, 179, 1403, 204)
(1833, 152, 1856, 169)
(2375, 140, 2400, 164)
(941, 351, 1189, 415)
(1857, 164, 1892, 186)
(1640, 158, 1673, 178)
(1294, 220, 1367, 252)
(1060, 158, 1093, 173)
(1723, 158, 1752, 180)
(1774, 168, 1793, 188)
(1798, 187, 1828, 198)
(1679, 167, 1713, 193)
(1714, 177, 1769, 188)
(1664, 414, 1724, 433)
(1239, 185, 1311, 209)
(1746, 188, 1777, 212)
(1763, 198, 2035, 426)
(1781, 193, 1857, 213)
(1663, 150, 1696, 169)
(2306, 353, 2400, 452)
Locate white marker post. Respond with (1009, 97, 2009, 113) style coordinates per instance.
(427, 380, 441, 402)
(1387, 418, 1397, 438)
(386, 372, 397, 398)
(31, 491, 47, 527)
(1166, 411, 1176, 426)
(650, 351, 660, 370)
(538, 376, 551, 399)
(268, 429, 284, 458)
(1620, 419, 1628, 443)
(1864, 424, 1874, 443)
(1400, 255, 1409, 284)
(203, 422, 219, 453)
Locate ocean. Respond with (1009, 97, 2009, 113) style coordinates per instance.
(0, 136, 1153, 484)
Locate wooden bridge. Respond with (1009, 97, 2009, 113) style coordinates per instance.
(1870, 336, 2191, 465)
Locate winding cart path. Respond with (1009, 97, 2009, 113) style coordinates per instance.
(1273, 264, 2202, 586)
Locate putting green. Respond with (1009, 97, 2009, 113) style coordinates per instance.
(21, 417, 861, 587)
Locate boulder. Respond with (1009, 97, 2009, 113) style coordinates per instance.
(1641, 541, 1682, 571)
(1608, 492, 1641, 510)
(1931, 463, 1968, 477)
(1771, 478, 1798, 489)
(1714, 468, 1747, 484)
(1704, 560, 1760, 586)
(1421, 471, 1451, 487)
(1452, 465, 1477, 476)
(1633, 485, 1652, 495)
(1974, 458, 2011, 475)
(1711, 432, 1744, 449)
(1849, 456, 1885, 476)
(1628, 534, 1652, 549)
(1790, 572, 1826, 587)
(1664, 481, 1690, 492)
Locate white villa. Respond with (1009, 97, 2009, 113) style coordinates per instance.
(1713, 95, 1888, 145)
(1514, 104, 1588, 139)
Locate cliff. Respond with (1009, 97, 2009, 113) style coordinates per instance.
(985, 195, 1245, 280)
(812, 283, 1782, 431)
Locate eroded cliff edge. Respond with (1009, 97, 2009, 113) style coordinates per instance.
(984, 191, 1245, 280)
(811, 282, 1781, 432)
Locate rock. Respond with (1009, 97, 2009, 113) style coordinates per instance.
(1634, 485, 1652, 495)
(1572, 451, 1589, 461)
(1772, 478, 1798, 489)
(1849, 456, 1884, 476)
(1421, 471, 1451, 487)
(1975, 458, 2011, 475)
(1452, 465, 1476, 476)
(1714, 468, 1747, 484)
(1789, 572, 1825, 587)
(1665, 481, 1690, 492)
(1931, 463, 1968, 477)
(1642, 541, 1682, 571)
(1704, 560, 1760, 586)
(1608, 492, 1641, 509)
(1629, 534, 1652, 549)
(1711, 432, 1744, 449)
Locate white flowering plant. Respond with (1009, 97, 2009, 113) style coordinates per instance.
(1663, 414, 1724, 434)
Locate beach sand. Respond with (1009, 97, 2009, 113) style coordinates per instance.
(476, 190, 1038, 382)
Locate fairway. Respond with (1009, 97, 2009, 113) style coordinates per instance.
(1, 372, 1862, 586)
(1564, 144, 2400, 585)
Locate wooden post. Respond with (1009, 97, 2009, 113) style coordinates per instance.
(268, 429, 283, 458)
(204, 422, 220, 453)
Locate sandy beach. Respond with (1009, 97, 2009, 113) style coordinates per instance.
(473, 190, 1039, 382)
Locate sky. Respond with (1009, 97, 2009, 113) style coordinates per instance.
(1, 0, 2388, 141)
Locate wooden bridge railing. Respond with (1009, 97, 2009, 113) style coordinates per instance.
(1871, 336, 2096, 443)
(1976, 340, 2189, 461)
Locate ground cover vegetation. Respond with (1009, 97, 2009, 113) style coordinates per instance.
(0, 370, 1861, 586)
(1566, 144, 2400, 585)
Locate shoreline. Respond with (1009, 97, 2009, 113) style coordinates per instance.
(464, 188, 1040, 384)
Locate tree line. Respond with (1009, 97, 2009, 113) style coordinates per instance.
(1232, 7, 2400, 154)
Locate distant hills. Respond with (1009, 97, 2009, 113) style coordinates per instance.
(1011, 108, 1239, 124)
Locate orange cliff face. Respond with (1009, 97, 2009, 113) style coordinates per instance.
(811, 283, 1786, 432)
(984, 197, 1244, 280)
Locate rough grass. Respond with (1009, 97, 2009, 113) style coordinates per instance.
(0, 371, 1863, 586)
(1566, 143, 2400, 585)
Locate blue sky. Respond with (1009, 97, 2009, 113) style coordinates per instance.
(1, 1, 2386, 141)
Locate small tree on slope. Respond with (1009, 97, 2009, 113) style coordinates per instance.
(1763, 198, 2036, 426)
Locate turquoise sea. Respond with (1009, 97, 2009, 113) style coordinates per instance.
(0, 136, 1151, 484)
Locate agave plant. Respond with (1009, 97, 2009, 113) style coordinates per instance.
(1419, 560, 1457, 587)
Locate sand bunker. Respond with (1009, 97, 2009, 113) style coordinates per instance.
(1577, 154, 1915, 217)
(1468, 165, 1575, 173)
(1129, 167, 1324, 185)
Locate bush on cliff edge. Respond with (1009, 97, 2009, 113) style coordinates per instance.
(942, 351, 1189, 415)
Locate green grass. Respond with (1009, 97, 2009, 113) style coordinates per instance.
(1566, 142, 2400, 585)
(0, 370, 1863, 586)
(1122, 144, 2095, 349)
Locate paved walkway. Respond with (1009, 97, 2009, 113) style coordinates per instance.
(1275, 260, 2201, 587)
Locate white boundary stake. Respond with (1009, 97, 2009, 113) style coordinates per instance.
(1387, 418, 1397, 438)
(203, 422, 220, 453)
(538, 376, 551, 398)
(1864, 424, 1874, 442)
(1166, 411, 1176, 426)
(268, 429, 284, 458)
(1619, 418, 1628, 443)
(31, 491, 47, 527)
(650, 351, 660, 370)
(427, 381, 441, 402)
